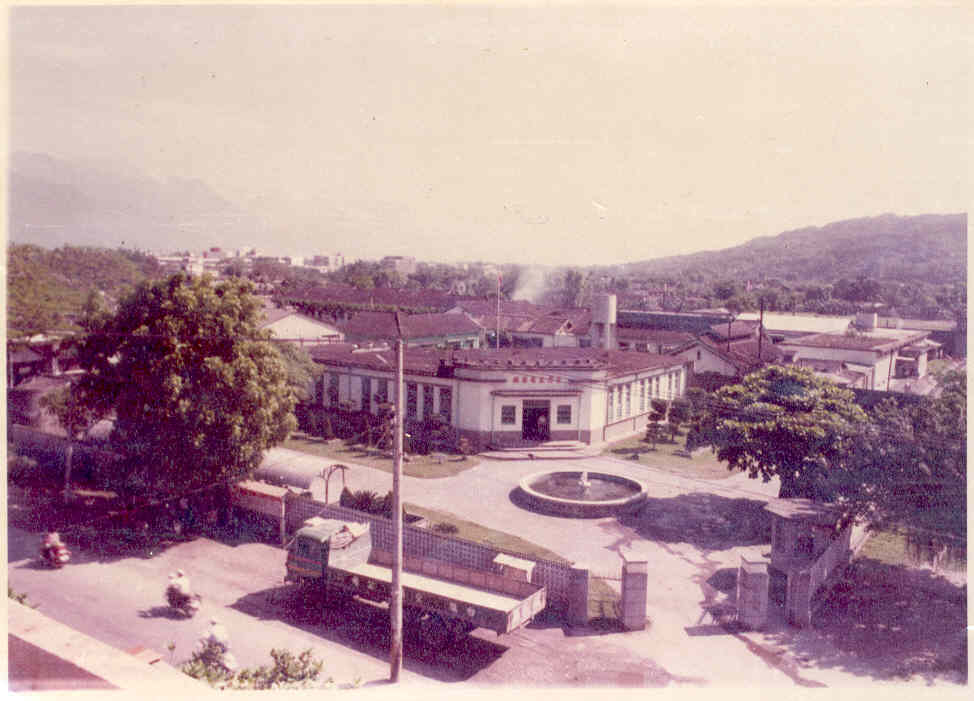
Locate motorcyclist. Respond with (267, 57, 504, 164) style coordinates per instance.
(167, 569, 193, 609)
(41, 531, 65, 563)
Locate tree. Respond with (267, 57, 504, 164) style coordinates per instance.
(837, 372, 966, 554)
(644, 399, 669, 449)
(667, 398, 692, 443)
(74, 273, 297, 496)
(39, 383, 109, 500)
(697, 365, 867, 499)
(273, 342, 321, 403)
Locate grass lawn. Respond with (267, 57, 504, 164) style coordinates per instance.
(403, 503, 620, 622)
(601, 432, 738, 481)
(283, 434, 480, 479)
(857, 529, 967, 572)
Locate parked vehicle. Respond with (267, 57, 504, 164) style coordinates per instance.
(285, 518, 546, 648)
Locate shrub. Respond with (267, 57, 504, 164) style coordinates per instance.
(183, 642, 330, 690)
(7, 454, 38, 484)
(432, 522, 459, 535)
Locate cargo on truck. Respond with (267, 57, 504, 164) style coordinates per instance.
(284, 517, 546, 647)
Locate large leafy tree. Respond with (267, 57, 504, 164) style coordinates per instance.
(74, 273, 297, 495)
(699, 365, 868, 499)
(837, 371, 966, 550)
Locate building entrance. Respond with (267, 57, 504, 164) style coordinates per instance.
(522, 400, 551, 442)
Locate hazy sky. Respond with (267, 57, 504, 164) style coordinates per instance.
(10, 3, 972, 266)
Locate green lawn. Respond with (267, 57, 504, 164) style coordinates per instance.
(857, 529, 967, 571)
(403, 503, 619, 622)
(601, 432, 738, 481)
(283, 434, 480, 479)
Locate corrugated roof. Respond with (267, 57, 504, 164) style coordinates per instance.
(342, 311, 481, 341)
(782, 331, 925, 352)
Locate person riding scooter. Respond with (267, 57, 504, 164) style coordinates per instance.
(40, 531, 70, 567)
(166, 568, 200, 616)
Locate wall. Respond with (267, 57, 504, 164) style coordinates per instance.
(784, 525, 854, 627)
(673, 344, 738, 377)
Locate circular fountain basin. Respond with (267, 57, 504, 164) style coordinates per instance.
(517, 470, 648, 517)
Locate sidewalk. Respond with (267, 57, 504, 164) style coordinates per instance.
(7, 600, 208, 693)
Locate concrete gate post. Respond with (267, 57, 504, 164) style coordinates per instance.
(567, 564, 590, 626)
(620, 546, 650, 631)
(736, 556, 769, 630)
(786, 569, 813, 627)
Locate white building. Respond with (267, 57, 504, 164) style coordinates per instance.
(778, 327, 930, 391)
(308, 346, 689, 448)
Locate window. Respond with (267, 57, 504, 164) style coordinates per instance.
(607, 387, 615, 421)
(639, 379, 647, 413)
(361, 376, 371, 412)
(375, 378, 389, 405)
(501, 405, 516, 424)
(556, 405, 572, 424)
(697, 350, 702, 361)
(667, 373, 673, 398)
(423, 385, 434, 419)
(439, 387, 452, 421)
(328, 373, 340, 406)
(407, 383, 418, 419)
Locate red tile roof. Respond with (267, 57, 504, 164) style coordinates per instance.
(308, 345, 684, 377)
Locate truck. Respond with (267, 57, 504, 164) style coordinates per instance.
(285, 517, 547, 647)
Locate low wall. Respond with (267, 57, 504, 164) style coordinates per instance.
(786, 525, 854, 627)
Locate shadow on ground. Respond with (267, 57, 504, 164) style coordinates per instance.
(765, 557, 968, 685)
(619, 492, 772, 551)
(229, 584, 508, 682)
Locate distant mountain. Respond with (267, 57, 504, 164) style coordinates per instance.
(9, 151, 264, 252)
(621, 213, 967, 285)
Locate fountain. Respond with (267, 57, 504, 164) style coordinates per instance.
(516, 469, 648, 517)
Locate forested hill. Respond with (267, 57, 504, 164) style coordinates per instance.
(7, 244, 161, 336)
(622, 213, 967, 285)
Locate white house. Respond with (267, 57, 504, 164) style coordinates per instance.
(307, 346, 689, 448)
(778, 328, 930, 391)
(259, 307, 345, 344)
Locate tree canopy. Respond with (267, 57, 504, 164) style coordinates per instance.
(698, 365, 868, 499)
(74, 273, 297, 495)
(837, 371, 966, 549)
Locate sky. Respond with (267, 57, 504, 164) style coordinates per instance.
(9, 3, 972, 266)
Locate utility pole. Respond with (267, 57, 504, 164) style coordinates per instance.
(496, 272, 501, 350)
(758, 297, 765, 361)
(389, 312, 405, 682)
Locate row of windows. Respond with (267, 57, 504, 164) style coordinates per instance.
(322, 374, 451, 421)
(607, 370, 683, 423)
(500, 404, 572, 425)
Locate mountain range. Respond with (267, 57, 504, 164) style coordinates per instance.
(620, 213, 967, 285)
(9, 151, 264, 252)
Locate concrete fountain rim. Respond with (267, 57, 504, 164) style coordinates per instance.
(518, 469, 649, 508)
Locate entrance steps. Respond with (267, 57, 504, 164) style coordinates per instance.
(482, 440, 600, 461)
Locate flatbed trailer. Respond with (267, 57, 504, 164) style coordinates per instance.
(285, 518, 546, 646)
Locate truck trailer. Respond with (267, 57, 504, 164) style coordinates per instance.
(285, 517, 546, 647)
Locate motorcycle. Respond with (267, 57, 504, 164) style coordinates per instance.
(166, 585, 202, 618)
(40, 543, 71, 568)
